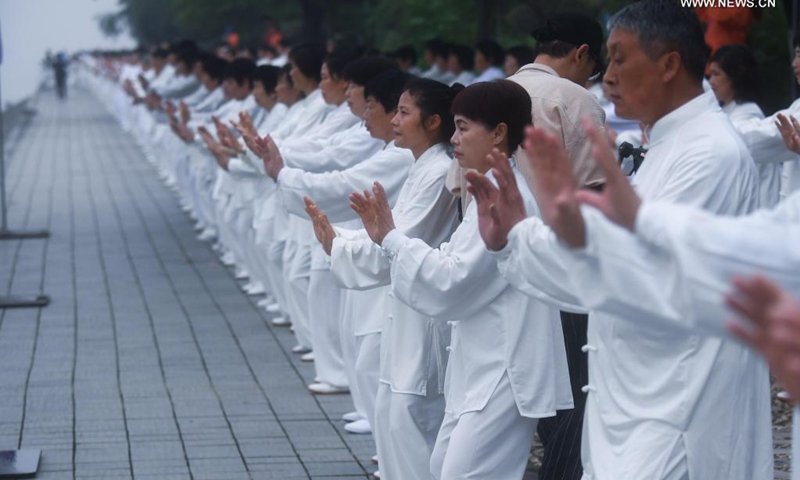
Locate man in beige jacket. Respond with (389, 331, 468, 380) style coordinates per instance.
(510, 12, 606, 480)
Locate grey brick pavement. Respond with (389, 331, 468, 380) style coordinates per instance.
(0, 87, 377, 479)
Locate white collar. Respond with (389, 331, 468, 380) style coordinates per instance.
(647, 91, 719, 148)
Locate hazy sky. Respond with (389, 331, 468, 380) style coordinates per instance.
(0, 0, 136, 107)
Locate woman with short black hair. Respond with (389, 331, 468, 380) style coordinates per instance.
(314, 77, 463, 480)
(345, 79, 572, 480)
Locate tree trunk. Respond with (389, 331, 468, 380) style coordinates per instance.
(301, 0, 328, 44)
(478, 0, 495, 39)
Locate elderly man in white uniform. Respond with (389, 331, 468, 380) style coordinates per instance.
(465, 2, 771, 479)
(493, 90, 800, 480)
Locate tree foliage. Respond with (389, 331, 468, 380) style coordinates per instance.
(100, 0, 795, 110)
(99, 0, 184, 46)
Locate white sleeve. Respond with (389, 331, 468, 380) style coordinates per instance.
(636, 200, 800, 305)
(282, 131, 381, 173)
(277, 149, 412, 223)
(560, 207, 694, 333)
(492, 218, 588, 313)
(735, 111, 800, 165)
(227, 157, 261, 177)
(562, 194, 800, 338)
(556, 133, 765, 335)
(382, 220, 507, 321)
(329, 231, 392, 290)
(330, 169, 456, 291)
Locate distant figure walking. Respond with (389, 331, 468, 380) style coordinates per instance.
(52, 52, 68, 99)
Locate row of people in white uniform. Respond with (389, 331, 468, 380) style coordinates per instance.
(82, 41, 578, 479)
(291, 3, 800, 480)
(79, 1, 800, 476)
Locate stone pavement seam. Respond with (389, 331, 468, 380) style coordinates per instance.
(76, 114, 138, 479)
(116, 100, 371, 477)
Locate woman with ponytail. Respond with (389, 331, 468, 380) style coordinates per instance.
(307, 78, 463, 480)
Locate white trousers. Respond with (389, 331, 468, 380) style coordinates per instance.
(340, 290, 365, 416)
(354, 332, 381, 428)
(263, 238, 289, 315)
(308, 269, 348, 387)
(241, 225, 272, 294)
(282, 240, 313, 349)
(431, 373, 537, 480)
(230, 205, 253, 269)
(373, 382, 444, 480)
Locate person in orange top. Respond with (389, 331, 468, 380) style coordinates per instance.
(263, 16, 284, 49)
(226, 32, 240, 50)
(695, 6, 758, 54)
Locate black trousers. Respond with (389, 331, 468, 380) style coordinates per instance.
(55, 73, 67, 99)
(536, 311, 588, 480)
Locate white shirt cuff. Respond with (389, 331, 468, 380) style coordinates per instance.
(276, 166, 293, 185)
(486, 221, 523, 259)
(381, 229, 408, 258)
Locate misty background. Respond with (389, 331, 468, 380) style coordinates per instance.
(0, 0, 135, 109)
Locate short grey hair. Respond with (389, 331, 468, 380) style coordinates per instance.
(608, 0, 708, 83)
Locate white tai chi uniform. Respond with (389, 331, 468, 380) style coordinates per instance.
(380, 164, 573, 480)
(493, 92, 770, 480)
(279, 140, 413, 420)
(221, 103, 289, 299)
(552, 192, 800, 479)
(279, 114, 383, 390)
(722, 100, 781, 208)
(734, 97, 800, 202)
(330, 143, 459, 480)
(248, 98, 311, 318)
(272, 89, 335, 349)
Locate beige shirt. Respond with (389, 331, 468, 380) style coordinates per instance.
(447, 63, 607, 209)
(510, 63, 606, 189)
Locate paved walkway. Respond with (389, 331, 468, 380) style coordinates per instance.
(0, 87, 376, 480)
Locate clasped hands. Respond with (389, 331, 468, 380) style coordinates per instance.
(304, 182, 396, 257)
(251, 133, 284, 180)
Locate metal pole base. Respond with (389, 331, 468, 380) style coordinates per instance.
(0, 295, 49, 309)
(0, 229, 49, 240)
(0, 449, 41, 478)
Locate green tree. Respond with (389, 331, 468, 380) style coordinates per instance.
(98, 0, 186, 46)
(100, 0, 795, 111)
